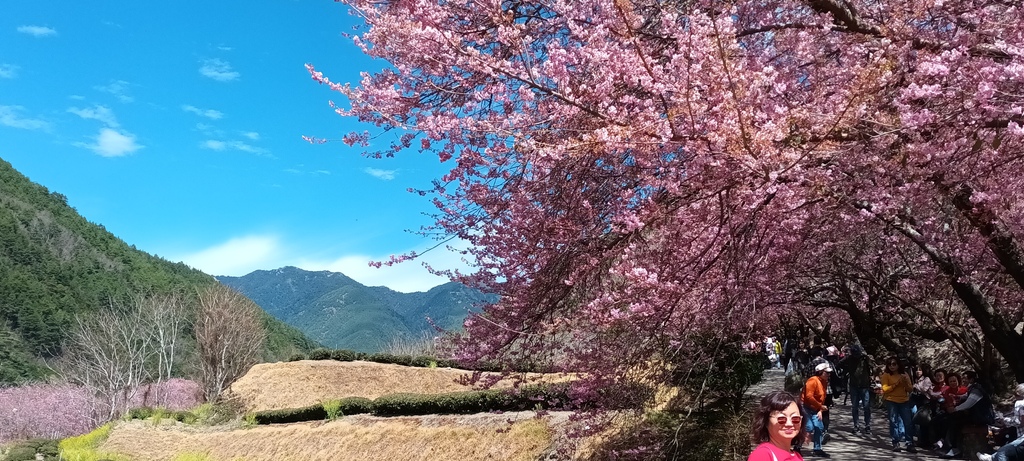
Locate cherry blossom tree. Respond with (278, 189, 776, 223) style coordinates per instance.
(308, 0, 1024, 385)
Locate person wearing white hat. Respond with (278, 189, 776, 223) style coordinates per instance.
(801, 362, 833, 457)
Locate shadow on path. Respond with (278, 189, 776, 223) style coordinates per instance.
(748, 369, 951, 460)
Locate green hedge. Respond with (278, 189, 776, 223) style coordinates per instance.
(124, 407, 199, 424)
(253, 397, 373, 424)
(251, 384, 572, 424)
(1, 438, 59, 461)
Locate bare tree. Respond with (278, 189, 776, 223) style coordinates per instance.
(195, 284, 265, 402)
(138, 293, 191, 404)
(57, 304, 156, 422)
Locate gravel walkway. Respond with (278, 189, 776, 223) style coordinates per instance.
(747, 369, 953, 460)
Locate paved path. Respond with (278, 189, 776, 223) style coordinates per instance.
(748, 369, 952, 460)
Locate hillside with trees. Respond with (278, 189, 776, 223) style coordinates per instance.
(0, 157, 316, 384)
(219, 267, 495, 351)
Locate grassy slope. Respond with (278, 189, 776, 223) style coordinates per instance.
(99, 415, 553, 461)
(92, 361, 569, 461)
(227, 360, 567, 412)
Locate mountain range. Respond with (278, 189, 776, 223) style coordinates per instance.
(218, 267, 495, 352)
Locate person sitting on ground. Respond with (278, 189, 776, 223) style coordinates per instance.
(943, 370, 995, 458)
(980, 384, 1024, 461)
(931, 369, 949, 400)
(922, 368, 948, 446)
(801, 362, 832, 458)
(913, 363, 936, 446)
(978, 433, 1024, 461)
(933, 371, 965, 451)
(915, 364, 935, 399)
(882, 356, 917, 453)
(748, 390, 807, 461)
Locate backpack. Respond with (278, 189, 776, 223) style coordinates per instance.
(849, 354, 872, 388)
(784, 360, 804, 394)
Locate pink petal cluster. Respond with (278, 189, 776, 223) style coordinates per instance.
(0, 380, 202, 444)
(309, 0, 1024, 391)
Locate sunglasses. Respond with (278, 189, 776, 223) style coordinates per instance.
(773, 415, 803, 425)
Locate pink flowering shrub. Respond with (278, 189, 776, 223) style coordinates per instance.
(0, 379, 203, 444)
(0, 384, 94, 443)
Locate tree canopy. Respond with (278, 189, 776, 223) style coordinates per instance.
(308, 0, 1024, 387)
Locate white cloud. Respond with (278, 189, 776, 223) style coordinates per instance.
(75, 128, 142, 157)
(68, 105, 119, 127)
(172, 235, 473, 292)
(242, 131, 259, 140)
(199, 59, 239, 82)
(17, 25, 57, 37)
(364, 167, 397, 180)
(201, 139, 268, 156)
(201, 139, 226, 150)
(0, 105, 49, 130)
(94, 80, 133, 103)
(176, 235, 283, 277)
(296, 243, 473, 293)
(0, 64, 18, 79)
(228, 141, 265, 154)
(182, 104, 224, 119)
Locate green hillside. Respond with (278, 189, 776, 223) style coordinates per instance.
(219, 267, 496, 352)
(0, 158, 316, 384)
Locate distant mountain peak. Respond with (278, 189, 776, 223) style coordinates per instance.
(218, 267, 495, 352)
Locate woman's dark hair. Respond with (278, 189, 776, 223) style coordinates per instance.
(933, 368, 947, 381)
(751, 390, 806, 448)
(947, 372, 961, 386)
(884, 356, 905, 374)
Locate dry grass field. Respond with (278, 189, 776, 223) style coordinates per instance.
(83, 360, 580, 461)
(228, 360, 565, 412)
(99, 412, 559, 461)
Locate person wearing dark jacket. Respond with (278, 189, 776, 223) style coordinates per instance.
(943, 371, 994, 458)
(839, 345, 873, 435)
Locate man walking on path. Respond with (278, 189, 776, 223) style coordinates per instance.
(839, 345, 873, 435)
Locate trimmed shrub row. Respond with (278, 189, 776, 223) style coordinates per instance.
(1, 438, 58, 461)
(287, 348, 550, 373)
(253, 383, 573, 424)
(253, 397, 373, 424)
(125, 406, 199, 424)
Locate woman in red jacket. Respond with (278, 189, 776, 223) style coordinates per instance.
(749, 390, 807, 461)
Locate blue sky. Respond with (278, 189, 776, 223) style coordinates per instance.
(1, 1, 467, 292)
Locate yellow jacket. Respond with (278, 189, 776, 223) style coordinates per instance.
(882, 372, 912, 403)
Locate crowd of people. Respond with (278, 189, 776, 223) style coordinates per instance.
(745, 337, 1024, 460)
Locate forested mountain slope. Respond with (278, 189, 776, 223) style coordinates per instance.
(0, 158, 315, 384)
(219, 267, 495, 351)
